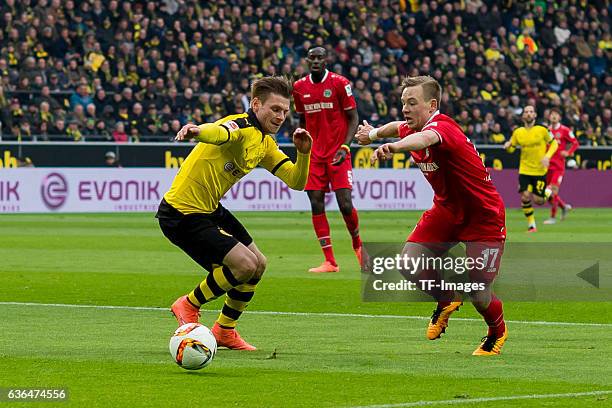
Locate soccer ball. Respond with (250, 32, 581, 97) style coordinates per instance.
(169, 323, 217, 370)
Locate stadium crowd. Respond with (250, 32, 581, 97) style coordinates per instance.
(0, 0, 610, 145)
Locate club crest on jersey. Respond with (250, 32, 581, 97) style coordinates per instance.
(323, 89, 332, 98)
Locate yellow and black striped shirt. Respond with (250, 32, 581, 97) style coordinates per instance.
(164, 109, 310, 214)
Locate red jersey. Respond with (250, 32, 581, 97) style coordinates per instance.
(293, 70, 357, 163)
(548, 123, 579, 171)
(399, 111, 505, 222)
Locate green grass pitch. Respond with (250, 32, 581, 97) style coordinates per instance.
(0, 208, 611, 407)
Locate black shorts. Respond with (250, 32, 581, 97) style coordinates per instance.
(156, 199, 253, 272)
(518, 174, 547, 197)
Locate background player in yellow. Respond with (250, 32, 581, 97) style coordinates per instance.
(157, 76, 312, 350)
(504, 105, 558, 232)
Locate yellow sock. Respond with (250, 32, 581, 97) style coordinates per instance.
(521, 200, 536, 228)
(216, 278, 259, 328)
(188, 265, 240, 307)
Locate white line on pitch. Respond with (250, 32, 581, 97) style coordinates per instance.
(0, 301, 610, 327)
(348, 390, 612, 408)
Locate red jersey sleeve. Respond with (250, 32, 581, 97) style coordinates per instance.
(334, 76, 357, 111)
(565, 128, 579, 155)
(292, 82, 305, 114)
(422, 117, 464, 150)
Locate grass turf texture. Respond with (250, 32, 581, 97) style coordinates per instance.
(0, 209, 611, 407)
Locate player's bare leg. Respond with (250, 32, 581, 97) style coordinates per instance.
(470, 288, 508, 356)
(307, 190, 339, 273)
(335, 188, 363, 266)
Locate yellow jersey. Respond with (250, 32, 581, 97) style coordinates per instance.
(509, 125, 557, 176)
(164, 110, 310, 214)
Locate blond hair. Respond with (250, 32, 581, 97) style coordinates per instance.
(401, 76, 441, 107)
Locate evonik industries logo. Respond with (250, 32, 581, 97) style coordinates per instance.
(41, 172, 68, 209)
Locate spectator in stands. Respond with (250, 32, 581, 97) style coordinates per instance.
(112, 121, 128, 143)
(0, 0, 609, 145)
(104, 151, 121, 167)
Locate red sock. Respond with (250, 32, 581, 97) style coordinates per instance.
(556, 195, 566, 209)
(342, 208, 362, 250)
(551, 194, 558, 218)
(312, 213, 336, 266)
(478, 295, 505, 337)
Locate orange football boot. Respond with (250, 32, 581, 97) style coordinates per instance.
(212, 323, 257, 351)
(308, 261, 340, 273)
(171, 295, 200, 326)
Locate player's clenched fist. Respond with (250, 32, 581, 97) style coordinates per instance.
(356, 120, 374, 145)
(175, 124, 200, 141)
(371, 143, 395, 164)
(293, 127, 313, 154)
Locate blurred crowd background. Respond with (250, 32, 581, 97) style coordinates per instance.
(0, 0, 610, 145)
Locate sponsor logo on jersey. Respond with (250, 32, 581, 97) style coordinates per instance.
(224, 161, 245, 178)
(304, 102, 334, 112)
(416, 162, 439, 172)
(323, 89, 332, 97)
(223, 120, 240, 132)
(344, 84, 352, 96)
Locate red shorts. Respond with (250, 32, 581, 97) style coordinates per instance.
(305, 154, 353, 192)
(546, 169, 564, 187)
(408, 204, 506, 284)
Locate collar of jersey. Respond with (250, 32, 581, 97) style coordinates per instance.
(424, 110, 440, 127)
(309, 69, 329, 84)
(247, 108, 266, 137)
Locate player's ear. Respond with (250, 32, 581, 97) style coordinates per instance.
(429, 98, 438, 112)
(251, 97, 261, 112)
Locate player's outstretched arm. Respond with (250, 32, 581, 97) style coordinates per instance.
(370, 130, 439, 164)
(355, 120, 404, 145)
(565, 130, 579, 156)
(175, 123, 237, 145)
(261, 128, 312, 191)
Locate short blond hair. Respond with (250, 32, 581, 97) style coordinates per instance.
(401, 76, 441, 107)
(251, 76, 292, 102)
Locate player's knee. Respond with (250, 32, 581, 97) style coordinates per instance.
(534, 196, 545, 205)
(254, 254, 267, 279)
(520, 192, 531, 202)
(232, 253, 259, 282)
(308, 191, 326, 214)
(338, 200, 353, 215)
(310, 202, 325, 214)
